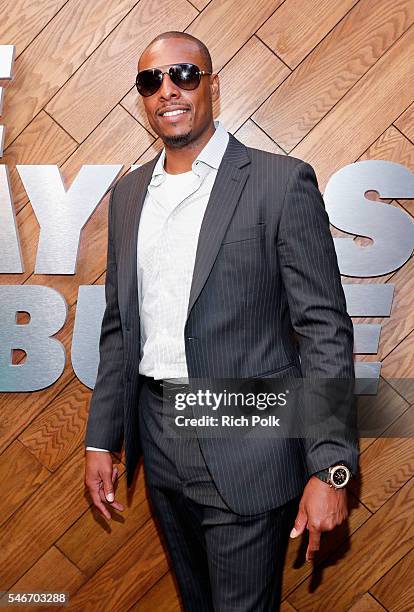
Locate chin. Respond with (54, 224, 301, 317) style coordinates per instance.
(162, 129, 193, 148)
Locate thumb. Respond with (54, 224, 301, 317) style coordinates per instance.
(290, 507, 307, 538)
(102, 473, 114, 503)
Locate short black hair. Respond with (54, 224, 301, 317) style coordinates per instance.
(138, 31, 212, 73)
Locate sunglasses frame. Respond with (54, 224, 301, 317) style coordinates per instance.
(135, 63, 212, 97)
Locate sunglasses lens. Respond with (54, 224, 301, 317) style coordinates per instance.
(170, 64, 201, 90)
(136, 69, 162, 97)
(135, 64, 204, 96)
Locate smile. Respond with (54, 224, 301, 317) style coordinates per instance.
(161, 109, 189, 116)
(160, 109, 190, 122)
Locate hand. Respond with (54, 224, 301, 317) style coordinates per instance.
(289, 475, 349, 561)
(85, 450, 124, 520)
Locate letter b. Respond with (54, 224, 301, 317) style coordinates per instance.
(0, 286, 67, 391)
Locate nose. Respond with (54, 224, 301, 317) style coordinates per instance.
(158, 72, 180, 99)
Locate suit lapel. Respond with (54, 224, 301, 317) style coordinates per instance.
(187, 133, 250, 317)
(121, 152, 161, 329)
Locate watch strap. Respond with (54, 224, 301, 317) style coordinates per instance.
(313, 468, 331, 484)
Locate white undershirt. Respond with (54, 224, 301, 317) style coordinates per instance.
(137, 168, 211, 380)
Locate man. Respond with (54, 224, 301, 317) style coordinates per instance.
(84, 31, 359, 611)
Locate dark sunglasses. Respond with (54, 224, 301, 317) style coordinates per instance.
(135, 63, 212, 97)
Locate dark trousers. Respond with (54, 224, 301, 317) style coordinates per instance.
(138, 376, 300, 611)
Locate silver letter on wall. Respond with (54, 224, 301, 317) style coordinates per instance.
(0, 286, 67, 391)
(0, 165, 23, 272)
(324, 160, 414, 277)
(71, 285, 105, 389)
(16, 164, 122, 274)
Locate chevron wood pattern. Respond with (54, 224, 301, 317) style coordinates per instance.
(0, 0, 413, 610)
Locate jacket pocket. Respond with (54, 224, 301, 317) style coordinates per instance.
(254, 362, 299, 378)
(222, 222, 266, 245)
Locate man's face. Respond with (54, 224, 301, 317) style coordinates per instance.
(137, 38, 219, 148)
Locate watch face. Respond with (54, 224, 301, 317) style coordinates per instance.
(331, 466, 349, 487)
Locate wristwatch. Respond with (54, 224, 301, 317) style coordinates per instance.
(313, 463, 352, 489)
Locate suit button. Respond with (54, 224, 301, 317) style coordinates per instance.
(186, 336, 196, 341)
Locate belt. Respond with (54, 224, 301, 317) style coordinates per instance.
(142, 376, 190, 398)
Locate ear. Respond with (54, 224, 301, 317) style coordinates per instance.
(210, 73, 220, 102)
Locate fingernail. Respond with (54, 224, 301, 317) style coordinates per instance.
(290, 527, 298, 538)
(107, 492, 114, 502)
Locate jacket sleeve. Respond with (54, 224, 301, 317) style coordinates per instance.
(84, 182, 124, 451)
(277, 160, 359, 477)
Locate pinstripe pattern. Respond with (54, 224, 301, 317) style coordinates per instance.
(85, 131, 359, 513)
(139, 377, 300, 611)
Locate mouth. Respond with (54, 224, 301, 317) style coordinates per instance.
(158, 108, 191, 123)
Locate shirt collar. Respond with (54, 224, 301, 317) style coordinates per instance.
(150, 119, 229, 186)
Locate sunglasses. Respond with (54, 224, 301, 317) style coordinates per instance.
(135, 63, 212, 97)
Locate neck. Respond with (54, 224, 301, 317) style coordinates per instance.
(163, 122, 216, 174)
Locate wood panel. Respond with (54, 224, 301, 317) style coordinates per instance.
(0, 0, 413, 609)
(371, 545, 414, 611)
(0, 440, 50, 529)
(254, 0, 414, 152)
(348, 593, 387, 611)
(0, 447, 87, 588)
(291, 23, 414, 187)
(395, 101, 414, 143)
(0, 0, 68, 57)
(257, 0, 360, 70)
(64, 519, 170, 611)
(2, 0, 142, 147)
(9, 546, 86, 599)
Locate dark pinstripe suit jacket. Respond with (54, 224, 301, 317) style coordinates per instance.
(85, 132, 359, 514)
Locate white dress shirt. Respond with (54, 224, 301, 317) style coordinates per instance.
(86, 120, 229, 452)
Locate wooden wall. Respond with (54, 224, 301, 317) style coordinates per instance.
(0, 0, 413, 610)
